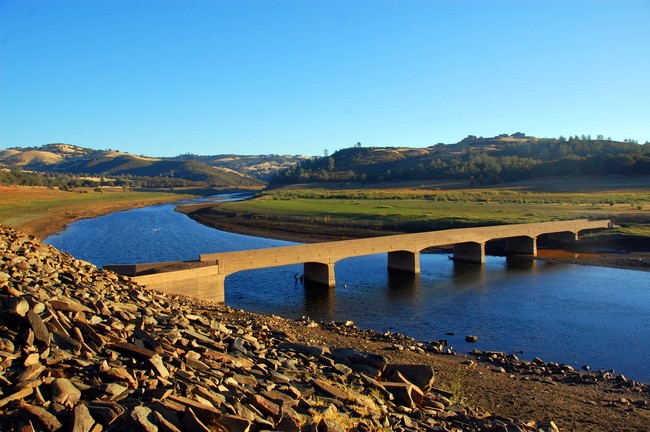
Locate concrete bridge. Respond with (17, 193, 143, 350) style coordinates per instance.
(107, 219, 610, 303)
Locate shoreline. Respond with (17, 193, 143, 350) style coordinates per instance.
(1, 225, 649, 431)
(3, 196, 649, 429)
(0, 186, 198, 241)
(30, 198, 180, 241)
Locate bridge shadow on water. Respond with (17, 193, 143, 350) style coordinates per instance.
(387, 271, 420, 300)
(301, 254, 542, 317)
(303, 283, 336, 317)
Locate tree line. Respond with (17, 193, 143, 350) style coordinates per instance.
(0, 169, 207, 190)
(270, 137, 650, 185)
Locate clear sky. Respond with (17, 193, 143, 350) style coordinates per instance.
(1, 0, 649, 157)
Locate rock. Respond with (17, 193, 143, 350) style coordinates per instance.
(131, 406, 158, 432)
(101, 382, 129, 399)
(318, 417, 347, 432)
(465, 335, 478, 343)
(4, 296, 30, 316)
(17, 401, 63, 431)
(536, 420, 560, 432)
(312, 379, 350, 401)
(218, 414, 253, 432)
(270, 371, 292, 384)
(382, 382, 424, 407)
(278, 341, 330, 357)
(103, 365, 138, 388)
(276, 413, 301, 432)
(349, 362, 382, 378)
(87, 401, 126, 426)
(330, 347, 387, 371)
(51, 377, 82, 406)
(0, 387, 34, 408)
(25, 310, 50, 347)
(151, 411, 182, 432)
(16, 363, 45, 382)
(332, 363, 352, 378)
(112, 342, 157, 359)
(383, 364, 435, 392)
(251, 394, 281, 417)
(49, 297, 93, 313)
(167, 394, 222, 424)
(181, 408, 213, 432)
(71, 403, 97, 432)
(149, 354, 171, 379)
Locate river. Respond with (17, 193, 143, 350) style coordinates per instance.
(45, 194, 650, 382)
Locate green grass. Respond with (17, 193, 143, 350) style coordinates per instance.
(220, 187, 650, 235)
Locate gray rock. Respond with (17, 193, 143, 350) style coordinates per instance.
(330, 347, 387, 371)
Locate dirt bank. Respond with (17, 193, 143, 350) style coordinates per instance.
(178, 203, 650, 272)
(0, 185, 198, 241)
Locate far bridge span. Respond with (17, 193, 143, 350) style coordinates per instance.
(107, 219, 611, 303)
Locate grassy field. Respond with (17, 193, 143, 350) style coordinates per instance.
(0, 186, 204, 239)
(218, 178, 650, 236)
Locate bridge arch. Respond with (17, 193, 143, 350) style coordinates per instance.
(505, 235, 537, 256)
(452, 241, 486, 264)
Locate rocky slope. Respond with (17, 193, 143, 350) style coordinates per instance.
(1, 225, 648, 431)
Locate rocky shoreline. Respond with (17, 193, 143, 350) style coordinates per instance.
(2, 225, 649, 431)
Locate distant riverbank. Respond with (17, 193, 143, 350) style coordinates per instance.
(0, 185, 204, 240)
(178, 202, 650, 272)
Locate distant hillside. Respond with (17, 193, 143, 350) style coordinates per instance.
(0, 144, 276, 188)
(172, 153, 309, 181)
(270, 135, 650, 186)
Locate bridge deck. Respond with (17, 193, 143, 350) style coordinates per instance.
(114, 219, 610, 302)
(199, 219, 611, 276)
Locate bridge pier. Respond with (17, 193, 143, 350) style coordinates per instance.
(506, 236, 537, 256)
(304, 262, 336, 288)
(453, 242, 485, 264)
(387, 251, 421, 274)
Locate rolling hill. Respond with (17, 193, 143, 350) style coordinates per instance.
(270, 135, 650, 185)
(0, 144, 268, 188)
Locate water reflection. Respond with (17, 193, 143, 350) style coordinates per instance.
(504, 255, 536, 271)
(452, 260, 487, 282)
(387, 271, 421, 301)
(303, 284, 336, 318)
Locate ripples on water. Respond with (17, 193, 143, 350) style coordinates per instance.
(45, 197, 650, 382)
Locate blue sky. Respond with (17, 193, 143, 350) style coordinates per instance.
(1, 0, 649, 157)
